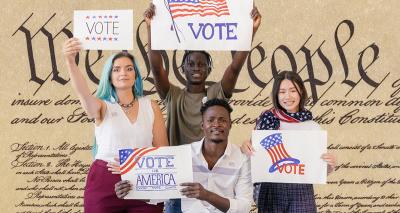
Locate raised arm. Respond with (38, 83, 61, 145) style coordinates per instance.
(151, 100, 169, 147)
(221, 6, 262, 98)
(144, 4, 171, 99)
(62, 38, 105, 122)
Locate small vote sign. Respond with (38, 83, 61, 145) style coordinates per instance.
(73, 10, 133, 50)
(251, 130, 327, 184)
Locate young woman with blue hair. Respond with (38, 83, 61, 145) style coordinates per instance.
(63, 38, 168, 213)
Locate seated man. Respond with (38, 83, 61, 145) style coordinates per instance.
(115, 99, 252, 213)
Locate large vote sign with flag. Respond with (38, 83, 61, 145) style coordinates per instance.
(119, 145, 193, 199)
(73, 10, 133, 50)
(151, 0, 253, 50)
(251, 130, 327, 184)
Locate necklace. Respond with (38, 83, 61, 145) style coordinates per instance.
(118, 98, 135, 113)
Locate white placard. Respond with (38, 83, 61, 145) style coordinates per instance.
(119, 145, 193, 199)
(73, 10, 133, 50)
(251, 130, 327, 184)
(151, 0, 253, 50)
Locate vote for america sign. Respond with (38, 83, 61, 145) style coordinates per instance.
(119, 145, 193, 199)
(151, 0, 253, 50)
(73, 10, 133, 50)
(251, 130, 327, 184)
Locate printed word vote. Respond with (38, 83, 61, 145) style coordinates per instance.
(188, 22, 238, 40)
(277, 164, 305, 175)
(136, 156, 175, 169)
(86, 21, 119, 35)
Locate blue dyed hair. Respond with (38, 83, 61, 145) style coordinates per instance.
(92, 52, 143, 157)
(96, 52, 144, 102)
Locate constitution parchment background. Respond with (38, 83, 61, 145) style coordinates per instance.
(1, 1, 399, 212)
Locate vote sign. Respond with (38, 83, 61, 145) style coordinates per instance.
(119, 145, 193, 199)
(151, 0, 253, 50)
(251, 130, 327, 184)
(73, 10, 133, 50)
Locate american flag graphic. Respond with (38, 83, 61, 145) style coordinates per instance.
(260, 133, 300, 172)
(167, 0, 230, 19)
(119, 147, 159, 175)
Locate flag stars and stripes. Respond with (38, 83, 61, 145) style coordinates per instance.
(119, 147, 159, 175)
(167, 0, 230, 19)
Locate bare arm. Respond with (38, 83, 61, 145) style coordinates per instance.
(221, 6, 262, 98)
(62, 38, 105, 123)
(151, 100, 169, 147)
(144, 4, 170, 99)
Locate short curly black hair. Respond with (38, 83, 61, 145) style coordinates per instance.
(200, 98, 233, 116)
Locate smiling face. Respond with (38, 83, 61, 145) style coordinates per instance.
(202, 105, 231, 144)
(278, 79, 301, 113)
(110, 57, 136, 90)
(183, 52, 210, 85)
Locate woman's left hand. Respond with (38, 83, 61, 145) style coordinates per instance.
(115, 180, 132, 199)
(321, 153, 337, 175)
(107, 157, 121, 174)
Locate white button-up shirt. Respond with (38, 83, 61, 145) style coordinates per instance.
(181, 139, 253, 213)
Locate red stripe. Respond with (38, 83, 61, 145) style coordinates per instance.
(170, 7, 229, 15)
(269, 148, 279, 163)
(169, 0, 230, 18)
(279, 143, 291, 158)
(172, 12, 229, 19)
(267, 149, 276, 163)
(272, 146, 283, 161)
(272, 108, 300, 123)
(170, 2, 228, 8)
(276, 144, 286, 158)
(120, 147, 159, 175)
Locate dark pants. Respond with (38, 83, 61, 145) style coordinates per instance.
(165, 199, 182, 213)
(84, 160, 164, 213)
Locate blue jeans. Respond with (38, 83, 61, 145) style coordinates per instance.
(165, 199, 182, 213)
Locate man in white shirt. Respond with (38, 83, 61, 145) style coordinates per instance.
(115, 99, 253, 213)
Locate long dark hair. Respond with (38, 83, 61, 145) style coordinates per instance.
(271, 71, 308, 112)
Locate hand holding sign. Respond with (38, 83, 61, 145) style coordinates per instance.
(250, 6, 262, 36)
(251, 130, 328, 184)
(151, 0, 254, 50)
(118, 146, 193, 199)
(180, 182, 209, 200)
(115, 180, 132, 199)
